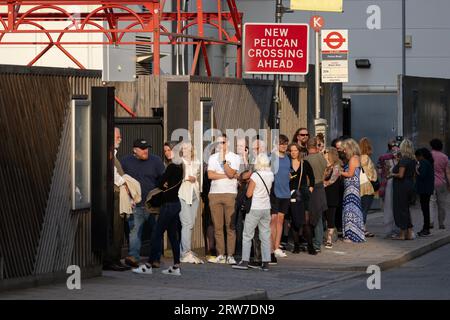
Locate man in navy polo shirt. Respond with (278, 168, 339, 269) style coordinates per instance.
(121, 138, 165, 268)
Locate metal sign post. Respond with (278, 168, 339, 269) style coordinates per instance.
(309, 15, 327, 140)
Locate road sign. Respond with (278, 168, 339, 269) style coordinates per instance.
(309, 15, 324, 32)
(322, 30, 347, 51)
(243, 23, 309, 75)
(321, 29, 348, 83)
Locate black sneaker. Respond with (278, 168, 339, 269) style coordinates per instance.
(308, 245, 318, 255)
(232, 261, 248, 270)
(261, 262, 269, 272)
(418, 229, 431, 237)
(292, 245, 301, 254)
(269, 253, 277, 265)
(248, 261, 262, 269)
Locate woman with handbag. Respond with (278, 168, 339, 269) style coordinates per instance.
(147, 142, 184, 275)
(233, 153, 274, 271)
(288, 143, 316, 255)
(359, 138, 378, 237)
(323, 147, 342, 249)
(341, 139, 366, 243)
(178, 142, 204, 264)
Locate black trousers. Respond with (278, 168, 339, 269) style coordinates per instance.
(104, 192, 125, 265)
(326, 207, 336, 229)
(393, 183, 414, 230)
(420, 194, 432, 231)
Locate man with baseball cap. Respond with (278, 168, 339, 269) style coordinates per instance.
(121, 138, 165, 268)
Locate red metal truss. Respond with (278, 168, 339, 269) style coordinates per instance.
(0, 0, 243, 78)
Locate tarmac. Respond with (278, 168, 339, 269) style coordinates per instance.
(1, 200, 449, 300)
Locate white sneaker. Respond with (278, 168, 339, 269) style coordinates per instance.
(132, 263, 152, 274)
(208, 255, 226, 264)
(192, 254, 205, 264)
(274, 248, 287, 258)
(180, 252, 197, 264)
(162, 266, 181, 276)
(226, 256, 237, 265)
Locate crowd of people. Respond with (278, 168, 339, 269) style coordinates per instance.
(106, 126, 450, 275)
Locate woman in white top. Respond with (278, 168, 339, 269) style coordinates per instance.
(178, 142, 203, 264)
(233, 153, 274, 271)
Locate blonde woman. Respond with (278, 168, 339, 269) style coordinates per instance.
(391, 139, 416, 240)
(233, 153, 274, 271)
(323, 147, 342, 248)
(359, 138, 378, 237)
(178, 142, 203, 264)
(340, 139, 366, 243)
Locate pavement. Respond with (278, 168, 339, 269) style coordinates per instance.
(281, 243, 450, 300)
(0, 199, 449, 300)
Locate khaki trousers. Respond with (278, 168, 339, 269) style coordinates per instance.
(208, 193, 237, 256)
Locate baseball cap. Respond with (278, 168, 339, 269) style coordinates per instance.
(133, 139, 151, 149)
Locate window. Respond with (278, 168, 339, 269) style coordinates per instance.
(72, 98, 91, 210)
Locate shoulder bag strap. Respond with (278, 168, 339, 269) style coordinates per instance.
(297, 160, 304, 191)
(163, 165, 184, 193)
(255, 171, 270, 196)
(163, 179, 183, 193)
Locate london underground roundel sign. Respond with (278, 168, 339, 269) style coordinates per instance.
(243, 23, 310, 75)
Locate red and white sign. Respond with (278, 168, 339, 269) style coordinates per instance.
(309, 15, 324, 32)
(243, 23, 309, 75)
(321, 30, 348, 52)
(321, 29, 348, 83)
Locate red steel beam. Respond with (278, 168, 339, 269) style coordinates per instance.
(190, 42, 201, 76)
(201, 41, 211, 77)
(0, 1, 243, 78)
(115, 96, 137, 117)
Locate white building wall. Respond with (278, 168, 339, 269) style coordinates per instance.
(0, 5, 104, 70)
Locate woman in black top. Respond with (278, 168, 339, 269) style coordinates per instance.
(288, 143, 316, 255)
(149, 142, 184, 275)
(415, 148, 435, 237)
(391, 139, 416, 240)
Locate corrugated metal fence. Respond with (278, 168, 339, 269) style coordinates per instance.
(0, 65, 102, 282)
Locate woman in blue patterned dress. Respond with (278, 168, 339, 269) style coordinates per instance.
(340, 139, 366, 243)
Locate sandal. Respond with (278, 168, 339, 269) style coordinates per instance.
(325, 241, 333, 249)
(364, 231, 375, 238)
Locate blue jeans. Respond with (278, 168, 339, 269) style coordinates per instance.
(150, 201, 182, 265)
(128, 206, 156, 260)
(241, 209, 271, 263)
(313, 214, 324, 250)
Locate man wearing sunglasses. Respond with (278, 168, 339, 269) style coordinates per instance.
(207, 134, 241, 265)
(293, 128, 310, 158)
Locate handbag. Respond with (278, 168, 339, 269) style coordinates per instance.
(371, 179, 381, 192)
(291, 161, 305, 203)
(145, 179, 182, 215)
(359, 167, 370, 186)
(238, 171, 270, 215)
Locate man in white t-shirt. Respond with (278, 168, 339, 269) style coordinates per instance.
(207, 134, 241, 264)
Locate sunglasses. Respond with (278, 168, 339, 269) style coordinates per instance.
(298, 133, 309, 137)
